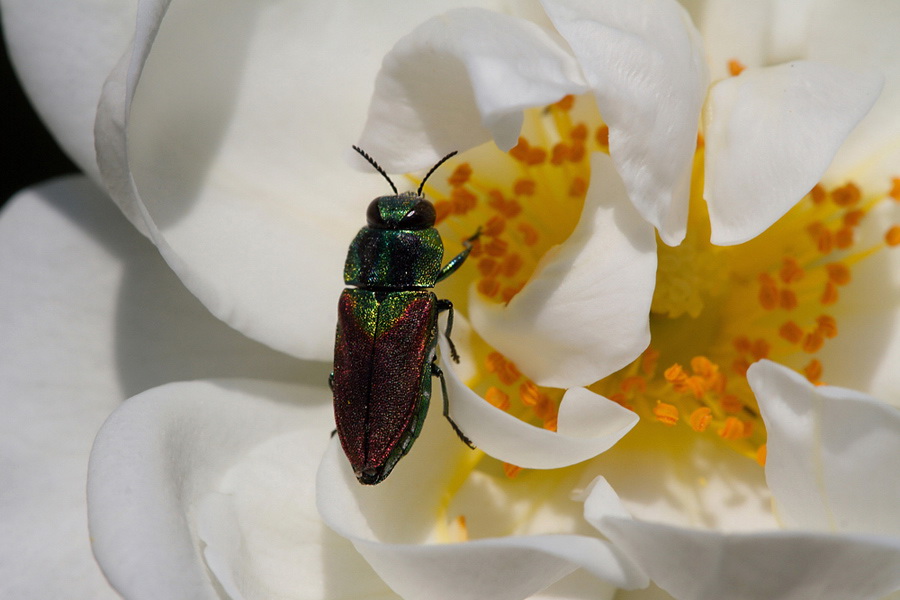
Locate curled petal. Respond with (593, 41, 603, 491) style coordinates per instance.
(541, 0, 709, 245)
(748, 360, 900, 536)
(441, 335, 639, 469)
(357, 7, 588, 172)
(469, 152, 656, 388)
(585, 478, 900, 600)
(87, 379, 328, 599)
(704, 61, 882, 245)
(95, 0, 507, 362)
(1, 0, 136, 180)
(317, 436, 648, 599)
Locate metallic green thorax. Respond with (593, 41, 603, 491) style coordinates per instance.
(343, 194, 444, 288)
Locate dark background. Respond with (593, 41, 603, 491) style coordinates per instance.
(1, 23, 79, 209)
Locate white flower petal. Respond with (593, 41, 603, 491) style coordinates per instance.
(441, 341, 639, 468)
(357, 7, 588, 173)
(87, 379, 327, 600)
(748, 360, 900, 536)
(704, 60, 883, 245)
(0, 0, 136, 179)
(1, 177, 304, 598)
(469, 152, 656, 388)
(94, 0, 507, 362)
(318, 438, 648, 599)
(600, 517, 900, 600)
(809, 0, 900, 189)
(541, 0, 709, 245)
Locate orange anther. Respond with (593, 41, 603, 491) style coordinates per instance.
(809, 184, 827, 205)
(779, 321, 803, 344)
(664, 363, 688, 384)
(641, 347, 660, 375)
(690, 356, 716, 377)
(484, 237, 509, 257)
(750, 338, 770, 360)
(477, 278, 500, 298)
(815, 315, 838, 338)
(727, 58, 746, 76)
(817, 229, 834, 254)
(526, 147, 547, 165)
(653, 402, 679, 426)
(733, 336, 752, 353)
(434, 200, 452, 224)
(758, 273, 779, 310)
(802, 331, 825, 353)
(519, 381, 540, 406)
(448, 163, 472, 187)
(779, 257, 805, 283)
(517, 222, 539, 246)
(498, 361, 521, 386)
(483, 215, 506, 237)
(478, 258, 499, 277)
(500, 283, 524, 304)
(621, 376, 647, 394)
(843, 209, 865, 227)
(501, 253, 523, 277)
(569, 141, 586, 162)
(554, 95, 575, 111)
(720, 394, 744, 413)
(732, 357, 751, 377)
(509, 137, 531, 162)
(551, 143, 570, 165)
(803, 359, 823, 383)
(780, 289, 798, 310)
(689, 407, 712, 432)
(513, 178, 536, 196)
(571, 123, 588, 141)
(832, 182, 861, 206)
(485, 386, 510, 410)
(825, 262, 851, 286)
(886, 225, 900, 247)
(595, 125, 610, 147)
(451, 187, 477, 214)
(503, 463, 522, 478)
(890, 177, 900, 201)
(755, 444, 767, 467)
(835, 227, 854, 249)
(485, 352, 506, 373)
(569, 177, 588, 197)
(718, 417, 745, 440)
(821, 281, 839, 305)
(543, 417, 558, 432)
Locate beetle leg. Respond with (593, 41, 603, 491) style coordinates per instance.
(431, 360, 476, 449)
(436, 299, 461, 363)
(436, 227, 482, 283)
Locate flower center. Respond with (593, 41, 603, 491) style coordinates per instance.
(422, 92, 900, 474)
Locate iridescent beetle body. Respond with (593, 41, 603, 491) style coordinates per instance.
(331, 147, 479, 485)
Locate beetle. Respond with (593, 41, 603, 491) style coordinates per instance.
(330, 146, 480, 485)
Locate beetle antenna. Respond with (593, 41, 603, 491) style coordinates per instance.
(417, 151, 458, 196)
(352, 145, 398, 195)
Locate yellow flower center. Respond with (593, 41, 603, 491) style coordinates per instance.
(420, 89, 900, 476)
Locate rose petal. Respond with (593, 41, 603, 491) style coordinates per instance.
(357, 7, 588, 172)
(541, 0, 709, 245)
(87, 378, 328, 599)
(1, 0, 135, 179)
(441, 337, 639, 468)
(809, 0, 900, 190)
(0, 177, 302, 598)
(469, 152, 656, 388)
(703, 60, 883, 245)
(602, 518, 900, 600)
(94, 0, 508, 362)
(318, 438, 648, 599)
(748, 360, 900, 536)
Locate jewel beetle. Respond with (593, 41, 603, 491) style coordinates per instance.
(330, 146, 480, 485)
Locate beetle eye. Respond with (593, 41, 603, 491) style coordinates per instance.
(399, 200, 436, 229)
(366, 199, 387, 228)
